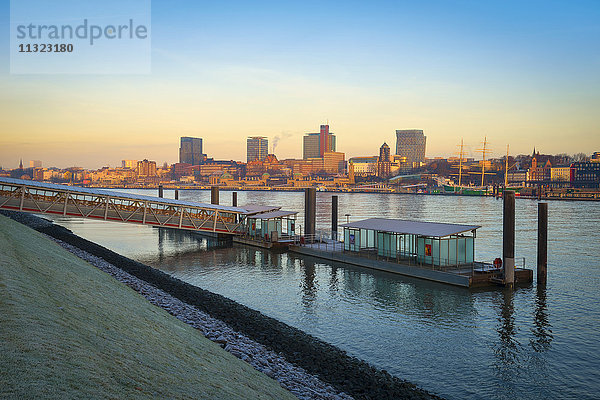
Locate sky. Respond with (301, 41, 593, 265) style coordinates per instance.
(1, 0, 599, 169)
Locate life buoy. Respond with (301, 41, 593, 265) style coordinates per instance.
(493, 257, 502, 269)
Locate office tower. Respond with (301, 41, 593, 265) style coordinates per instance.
(136, 159, 157, 176)
(377, 142, 391, 178)
(395, 130, 426, 169)
(121, 160, 137, 169)
(179, 137, 203, 165)
(247, 136, 269, 162)
(303, 125, 336, 159)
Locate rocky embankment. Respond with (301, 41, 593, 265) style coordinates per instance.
(1, 210, 441, 400)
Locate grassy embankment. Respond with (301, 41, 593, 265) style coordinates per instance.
(0, 214, 295, 400)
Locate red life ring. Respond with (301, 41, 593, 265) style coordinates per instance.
(493, 258, 502, 269)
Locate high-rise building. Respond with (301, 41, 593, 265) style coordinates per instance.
(137, 159, 157, 177)
(395, 130, 426, 169)
(29, 160, 42, 168)
(247, 136, 269, 162)
(377, 142, 391, 178)
(121, 160, 137, 169)
(179, 137, 204, 165)
(303, 125, 336, 159)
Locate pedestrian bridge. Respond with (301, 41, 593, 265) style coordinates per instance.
(0, 177, 252, 234)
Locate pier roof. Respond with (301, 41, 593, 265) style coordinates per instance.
(340, 218, 480, 238)
(250, 210, 297, 220)
(240, 204, 281, 214)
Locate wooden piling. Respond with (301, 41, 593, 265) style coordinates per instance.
(232, 192, 238, 207)
(158, 185, 163, 198)
(503, 190, 515, 286)
(537, 202, 548, 285)
(211, 186, 219, 205)
(174, 189, 179, 200)
(304, 188, 316, 237)
(331, 195, 338, 240)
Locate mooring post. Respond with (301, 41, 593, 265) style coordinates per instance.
(331, 195, 338, 240)
(232, 192, 237, 207)
(503, 190, 515, 286)
(158, 185, 164, 198)
(211, 186, 219, 205)
(304, 188, 316, 238)
(174, 189, 179, 200)
(537, 202, 548, 285)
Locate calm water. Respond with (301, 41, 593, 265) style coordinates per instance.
(47, 190, 600, 400)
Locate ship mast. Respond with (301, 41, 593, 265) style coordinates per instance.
(458, 138, 464, 187)
(476, 137, 491, 187)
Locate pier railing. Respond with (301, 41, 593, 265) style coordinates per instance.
(293, 233, 527, 277)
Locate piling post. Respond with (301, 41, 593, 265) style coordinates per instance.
(537, 202, 548, 285)
(174, 189, 179, 200)
(503, 190, 515, 286)
(304, 188, 316, 238)
(232, 192, 238, 207)
(331, 195, 338, 240)
(158, 185, 164, 198)
(211, 186, 219, 205)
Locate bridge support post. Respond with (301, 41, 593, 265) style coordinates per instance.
(211, 186, 219, 205)
(331, 195, 338, 240)
(503, 190, 515, 286)
(537, 202, 548, 285)
(304, 188, 316, 238)
(232, 192, 237, 207)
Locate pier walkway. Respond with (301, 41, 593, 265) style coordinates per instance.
(0, 177, 250, 234)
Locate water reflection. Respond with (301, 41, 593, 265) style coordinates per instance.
(531, 286, 553, 353)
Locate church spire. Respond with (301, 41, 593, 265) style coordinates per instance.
(19, 159, 23, 169)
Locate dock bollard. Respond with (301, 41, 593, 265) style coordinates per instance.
(537, 202, 548, 285)
(304, 188, 316, 237)
(331, 195, 338, 240)
(211, 186, 219, 205)
(503, 190, 515, 286)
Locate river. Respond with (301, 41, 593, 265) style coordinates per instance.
(47, 190, 600, 400)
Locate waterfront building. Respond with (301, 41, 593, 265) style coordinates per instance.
(303, 125, 336, 159)
(349, 156, 378, 177)
(247, 136, 269, 162)
(323, 151, 346, 174)
(395, 130, 426, 169)
(550, 167, 571, 182)
(570, 162, 600, 188)
(507, 170, 528, 184)
(528, 150, 552, 182)
(179, 137, 204, 165)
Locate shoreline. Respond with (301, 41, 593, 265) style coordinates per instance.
(1, 210, 440, 400)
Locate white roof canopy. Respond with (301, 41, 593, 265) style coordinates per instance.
(340, 218, 480, 238)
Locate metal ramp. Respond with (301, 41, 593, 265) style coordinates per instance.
(0, 177, 249, 234)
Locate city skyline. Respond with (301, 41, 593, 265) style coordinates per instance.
(1, 1, 599, 168)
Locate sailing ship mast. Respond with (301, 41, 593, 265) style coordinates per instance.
(458, 138, 464, 186)
(476, 137, 491, 187)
